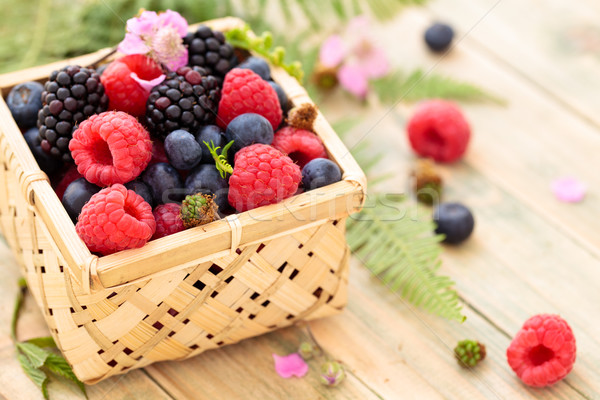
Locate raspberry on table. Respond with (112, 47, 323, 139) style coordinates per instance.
(228, 144, 301, 212)
(272, 126, 327, 168)
(507, 314, 576, 387)
(152, 203, 185, 239)
(217, 68, 282, 131)
(407, 100, 470, 163)
(101, 54, 163, 117)
(76, 184, 156, 255)
(70, 111, 152, 187)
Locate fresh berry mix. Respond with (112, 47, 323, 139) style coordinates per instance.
(433, 202, 474, 244)
(301, 158, 342, 190)
(76, 184, 156, 255)
(407, 100, 470, 163)
(141, 162, 184, 204)
(152, 203, 185, 239)
(180, 193, 219, 228)
(184, 25, 235, 79)
(37, 65, 108, 163)
(7, 82, 44, 129)
(101, 54, 163, 117)
(424, 23, 455, 52)
(225, 113, 274, 154)
(145, 66, 221, 139)
(185, 164, 229, 212)
(237, 56, 272, 81)
(164, 129, 203, 170)
(268, 81, 290, 115)
(70, 111, 153, 186)
(507, 314, 576, 387)
(125, 180, 154, 208)
(227, 144, 301, 212)
(23, 128, 60, 175)
(272, 126, 327, 168)
(217, 68, 282, 131)
(61, 178, 101, 222)
(454, 340, 486, 368)
(196, 125, 226, 164)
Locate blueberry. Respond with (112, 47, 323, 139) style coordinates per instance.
(424, 23, 454, 52)
(7, 82, 44, 129)
(302, 158, 342, 190)
(268, 81, 290, 115)
(164, 129, 203, 170)
(23, 128, 60, 175)
(237, 56, 271, 80)
(433, 202, 474, 244)
(141, 163, 184, 204)
(124, 180, 154, 207)
(225, 113, 274, 154)
(185, 164, 230, 211)
(62, 178, 101, 222)
(195, 125, 225, 164)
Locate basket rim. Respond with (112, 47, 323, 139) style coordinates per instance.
(0, 17, 366, 293)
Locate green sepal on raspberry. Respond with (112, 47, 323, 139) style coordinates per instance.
(205, 140, 234, 178)
(180, 193, 219, 229)
(454, 339, 486, 368)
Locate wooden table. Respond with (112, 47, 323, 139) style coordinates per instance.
(1, 1, 600, 398)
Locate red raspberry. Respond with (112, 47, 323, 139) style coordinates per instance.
(272, 127, 328, 168)
(53, 165, 82, 201)
(217, 68, 282, 131)
(228, 144, 301, 212)
(507, 314, 576, 387)
(76, 184, 156, 255)
(70, 111, 153, 187)
(407, 100, 470, 163)
(100, 55, 163, 117)
(152, 203, 185, 239)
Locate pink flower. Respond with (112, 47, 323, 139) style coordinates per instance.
(551, 177, 587, 203)
(273, 353, 309, 378)
(118, 10, 188, 71)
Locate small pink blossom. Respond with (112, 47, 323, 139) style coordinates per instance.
(552, 177, 587, 203)
(273, 353, 309, 378)
(320, 35, 345, 68)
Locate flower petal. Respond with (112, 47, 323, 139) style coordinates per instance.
(273, 353, 309, 378)
(338, 64, 369, 98)
(157, 10, 189, 37)
(126, 10, 158, 36)
(359, 47, 390, 78)
(118, 33, 150, 55)
(320, 35, 346, 68)
(551, 177, 587, 203)
(130, 72, 166, 93)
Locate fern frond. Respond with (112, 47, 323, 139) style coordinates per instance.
(346, 195, 465, 321)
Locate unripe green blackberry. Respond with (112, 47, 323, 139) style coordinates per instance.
(454, 339, 486, 368)
(180, 193, 219, 228)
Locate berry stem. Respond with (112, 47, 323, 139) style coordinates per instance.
(205, 140, 234, 178)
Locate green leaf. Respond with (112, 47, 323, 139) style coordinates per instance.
(18, 354, 49, 399)
(11, 278, 27, 340)
(17, 342, 51, 368)
(27, 337, 57, 348)
(45, 353, 87, 397)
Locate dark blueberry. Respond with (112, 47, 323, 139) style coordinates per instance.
(268, 81, 290, 115)
(237, 56, 271, 81)
(185, 164, 229, 211)
(141, 163, 184, 204)
(125, 180, 154, 207)
(6, 82, 44, 129)
(62, 178, 101, 222)
(301, 158, 342, 190)
(23, 128, 60, 175)
(433, 202, 474, 244)
(225, 113, 274, 154)
(164, 129, 203, 170)
(424, 23, 454, 52)
(195, 125, 225, 164)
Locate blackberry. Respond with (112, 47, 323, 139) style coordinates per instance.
(145, 66, 221, 140)
(184, 25, 235, 79)
(37, 65, 108, 163)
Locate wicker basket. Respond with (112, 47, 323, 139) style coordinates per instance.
(0, 17, 366, 384)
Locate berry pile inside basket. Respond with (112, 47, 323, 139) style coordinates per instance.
(6, 19, 342, 256)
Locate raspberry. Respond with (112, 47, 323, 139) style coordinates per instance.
(228, 144, 301, 212)
(70, 111, 153, 187)
(76, 184, 156, 255)
(217, 69, 282, 131)
(507, 314, 576, 387)
(152, 203, 185, 239)
(407, 100, 470, 163)
(101, 55, 163, 117)
(272, 126, 327, 168)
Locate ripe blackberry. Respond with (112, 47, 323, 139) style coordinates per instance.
(145, 66, 221, 139)
(37, 65, 108, 163)
(184, 25, 235, 79)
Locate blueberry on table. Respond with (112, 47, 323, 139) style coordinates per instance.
(7, 82, 44, 129)
(124, 180, 154, 208)
(141, 162, 184, 204)
(238, 56, 272, 81)
(225, 113, 274, 154)
(62, 178, 101, 223)
(301, 158, 342, 190)
(196, 125, 226, 164)
(424, 23, 455, 52)
(185, 164, 229, 211)
(23, 127, 60, 176)
(164, 129, 203, 170)
(268, 81, 290, 115)
(434, 202, 474, 244)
